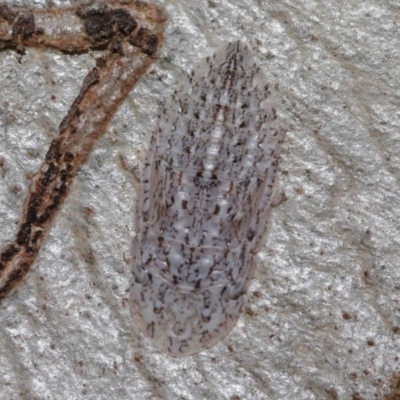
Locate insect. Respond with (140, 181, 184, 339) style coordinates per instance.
(130, 40, 285, 357)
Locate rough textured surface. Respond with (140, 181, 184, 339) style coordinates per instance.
(0, 0, 166, 302)
(0, 0, 399, 399)
(130, 41, 284, 356)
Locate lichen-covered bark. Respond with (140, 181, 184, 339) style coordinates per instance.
(0, 0, 166, 300)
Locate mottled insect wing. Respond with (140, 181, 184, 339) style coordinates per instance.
(130, 41, 284, 357)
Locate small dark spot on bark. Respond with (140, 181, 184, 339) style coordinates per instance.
(129, 27, 158, 56)
(43, 162, 58, 185)
(245, 307, 254, 317)
(58, 183, 67, 195)
(12, 12, 36, 41)
(1, 244, 20, 262)
(26, 208, 38, 224)
(16, 222, 31, 245)
(134, 354, 142, 362)
(31, 230, 43, 245)
(49, 194, 62, 210)
(46, 139, 62, 162)
(63, 152, 74, 162)
(109, 9, 137, 35)
(349, 373, 357, 380)
(342, 312, 351, 320)
(96, 56, 107, 68)
(60, 169, 68, 181)
(77, 7, 137, 43)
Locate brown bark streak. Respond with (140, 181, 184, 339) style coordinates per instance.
(0, 0, 166, 300)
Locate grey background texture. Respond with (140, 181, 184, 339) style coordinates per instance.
(0, 0, 399, 399)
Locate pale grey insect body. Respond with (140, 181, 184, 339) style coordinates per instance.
(130, 41, 284, 357)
